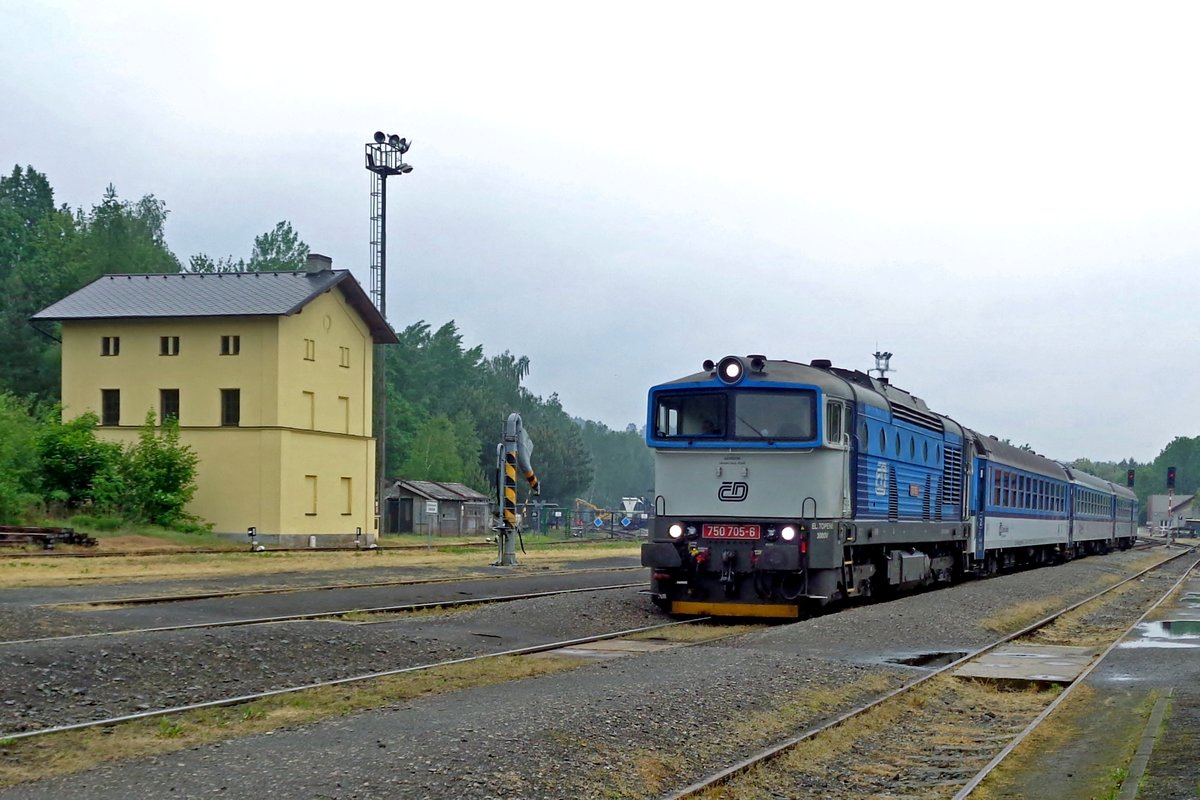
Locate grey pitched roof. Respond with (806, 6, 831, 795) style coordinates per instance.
(395, 480, 491, 503)
(31, 270, 398, 344)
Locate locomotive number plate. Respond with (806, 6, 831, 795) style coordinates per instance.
(702, 524, 761, 540)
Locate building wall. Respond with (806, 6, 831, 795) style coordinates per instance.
(59, 288, 377, 535)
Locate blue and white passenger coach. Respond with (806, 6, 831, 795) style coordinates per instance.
(640, 355, 1136, 618)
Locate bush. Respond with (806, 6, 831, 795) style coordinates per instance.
(37, 409, 121, 509)
(93, 411, 201, 529)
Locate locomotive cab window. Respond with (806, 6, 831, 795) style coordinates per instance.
(654, 393, 726, 437)
(733, 391, 815, 440)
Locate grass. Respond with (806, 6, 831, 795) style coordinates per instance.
(704, 675, 1058, 799)
(0, 653, 585, 790)
(0, 541, 641, 588)
(970, 685, 1161, 800)
(978, 549, 1179, 636)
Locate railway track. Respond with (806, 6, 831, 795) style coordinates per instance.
(3, 582, 647, 646)
(0, 616, 711, 743)
(33, 563, 644, 607)
(663, 548, 1197, 799)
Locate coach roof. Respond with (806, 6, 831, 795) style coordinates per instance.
(30, 269, 398, 344)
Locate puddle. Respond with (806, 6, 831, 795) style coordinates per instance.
(1180, 593, 1200, 605)
(887, 651, 967, 668)
(1118, 620, 1200, 649)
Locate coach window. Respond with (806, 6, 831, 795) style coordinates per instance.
(993, 470, 1001, 505)
(1002, 472, 1010, 507)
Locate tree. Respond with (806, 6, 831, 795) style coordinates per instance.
(188, 220, 309, 274)
(80, 185, 180, 275)
(247, 220, 308, 271)
(0, 393, 40, 523)
(395, 414, 471, 483)
(578, 419, 653, 507)
(0, 172, 184, 402)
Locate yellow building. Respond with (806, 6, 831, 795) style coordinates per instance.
(32, 256, 397, 540)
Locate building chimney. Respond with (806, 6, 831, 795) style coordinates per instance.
(305, 253, 333, 274)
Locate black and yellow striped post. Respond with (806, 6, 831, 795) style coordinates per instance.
(495, 412, 539, 566)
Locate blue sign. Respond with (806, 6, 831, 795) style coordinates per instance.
(620, 517, 632, 528)
(593, 517, 604, 528)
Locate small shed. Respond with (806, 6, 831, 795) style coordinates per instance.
(384, 480, 492, 536)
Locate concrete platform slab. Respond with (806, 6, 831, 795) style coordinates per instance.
(530, 637, 677, 660)
(955, 644, 1098, 684)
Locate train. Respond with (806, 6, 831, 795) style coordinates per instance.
(640, 355, 1138, 618)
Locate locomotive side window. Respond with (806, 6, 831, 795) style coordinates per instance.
(825, 401, 841, 446)
(733, 391, 815, 440)
(879, 428, 886, 453)
(654, 393, 726, 437)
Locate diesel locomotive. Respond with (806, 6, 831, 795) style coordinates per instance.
(640, 355, 1138, 618)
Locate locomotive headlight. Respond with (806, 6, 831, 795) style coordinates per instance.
(669, 523, 684, 539)
(716, 355, 745, 385)
(780, 525, 797, 541)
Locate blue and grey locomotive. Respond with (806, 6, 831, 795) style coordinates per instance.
(640, 355, 1138, 618)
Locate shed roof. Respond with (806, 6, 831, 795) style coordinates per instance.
(31, 270, 398, 344)
(395, 480, 490, 503)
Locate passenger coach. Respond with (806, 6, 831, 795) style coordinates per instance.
(641, 355, 1137, 618)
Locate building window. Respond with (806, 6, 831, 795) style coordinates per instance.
(339, 346, 350, 368)
(304, 338, 315, 361)
(302, 390, 315, 429)
(338, 395, 350, 434)
(221, 389, 240, 426)
(160, 389, 180, 423)
(160, 336, 180, 356)
(220, 335, 240, 356)
(101, 389, 120, 426)
(101, 336, 120, 356)
(341, 477, 352, 515)
(305, 474, 318, 516)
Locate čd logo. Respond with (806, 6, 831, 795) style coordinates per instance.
(718, 481, 749, 502)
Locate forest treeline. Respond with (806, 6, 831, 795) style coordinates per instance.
(0, 165, 651, 525)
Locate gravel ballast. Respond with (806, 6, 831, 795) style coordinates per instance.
(0, 546, 1191, 799)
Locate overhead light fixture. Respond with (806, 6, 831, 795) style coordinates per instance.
(398, 163, 413, 174)
(388, 134, 401, 147)
(374, 131, 386, 144)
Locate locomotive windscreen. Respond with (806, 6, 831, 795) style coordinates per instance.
(653, 390, 816, 441)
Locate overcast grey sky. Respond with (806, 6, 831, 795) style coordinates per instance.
(3, 1, 1198, 463)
